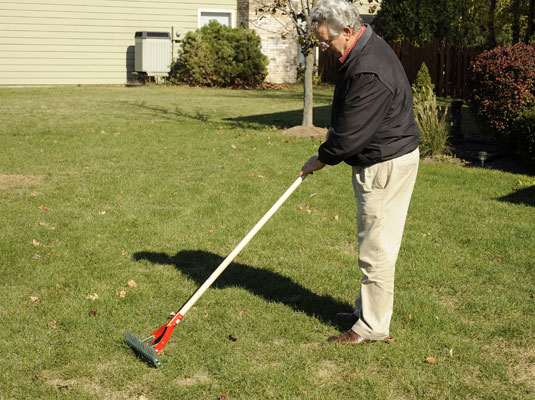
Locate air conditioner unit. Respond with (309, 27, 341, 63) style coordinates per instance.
(134, 31, 171, 77)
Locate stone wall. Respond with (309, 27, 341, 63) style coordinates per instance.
(238, 1, 298, 84)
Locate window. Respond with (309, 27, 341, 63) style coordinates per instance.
(198, 9, 235, 28)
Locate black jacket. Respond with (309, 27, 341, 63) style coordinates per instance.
(318, 26, 420, 166)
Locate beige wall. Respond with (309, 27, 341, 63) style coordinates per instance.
(0, 0, 237, 85)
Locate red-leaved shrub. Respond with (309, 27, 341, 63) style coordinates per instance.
(467, 44, 535, 145)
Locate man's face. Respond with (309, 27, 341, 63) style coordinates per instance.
(314, 22, 346, 57)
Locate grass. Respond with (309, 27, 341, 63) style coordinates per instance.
(0, 84, 534, 399)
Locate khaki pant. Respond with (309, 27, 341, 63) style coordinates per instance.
(351, 148, 419, 340)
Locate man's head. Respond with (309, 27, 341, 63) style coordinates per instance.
(311, 0, 364, 56)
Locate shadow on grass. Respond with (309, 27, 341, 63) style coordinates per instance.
(125, 99, 332, 130)
(133, 249, 353, 330)
(225, 105, 331, 130)
(497, 186, 535, 207)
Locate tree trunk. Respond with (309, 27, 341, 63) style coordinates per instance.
(302, 52, 315, 127)
(512, 0, 521, 43)
(526, 0, 535, 43)
(488, 0, 497, 48)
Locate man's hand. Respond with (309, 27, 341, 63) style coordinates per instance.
(299, 155, 326, 177)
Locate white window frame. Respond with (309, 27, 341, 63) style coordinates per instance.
(198, 8, 236, 29)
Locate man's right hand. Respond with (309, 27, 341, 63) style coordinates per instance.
(299, 155, 326, 177)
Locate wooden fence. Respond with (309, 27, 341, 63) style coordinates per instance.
(318, 39, 485, 99)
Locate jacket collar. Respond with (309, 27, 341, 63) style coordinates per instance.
(338, 24, 373, 71)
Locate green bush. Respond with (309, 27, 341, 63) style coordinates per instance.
(413, 85, 451, 158)
(512, 106, 535, 165)
(413, 63, 434, 92)
(170, 21, 268, 88)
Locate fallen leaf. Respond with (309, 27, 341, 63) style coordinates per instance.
(334, 215, 339, 221)
(99, 210, 106, 215)
(231, 144, 237, 149)
(239, 310, 246, 316)
(384, 337, 395, 343)
(425, 357, 436, 364)
(220, 395, 227, 400)
(122, 250, 127, 256)
(39, 221, 46, 226)
(449, 348, 454, 357)
(309, 193, 317, 197)
(89, 310, 97, 317)
(120, 289, 127, 298)
(29, 296, 39, 302)
(127, 280, 137, 288)
(86, 293, 99, 301)
(257, 175, 264, 179)
(32, 239, 40, 247)
(32, 253, 41, 260)
(48, 321, 58, 329)
(407, 314, 412, 320)
(299, 248, 307, 253)
(228, 334, 237, 342)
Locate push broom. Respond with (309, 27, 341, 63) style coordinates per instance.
(126, 176, 305, 367)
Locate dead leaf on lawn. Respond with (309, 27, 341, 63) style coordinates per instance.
(228, 334, 237, 342)
(449, 348, 454, 357)
(425, 357, 436, 364)
(120, 289, 127, 298)
(32, 239, 40, 247)
(48, 321, 58, 329)
(127, 280, 137, 288)
(86, 293, 99, 301)
(32, 253, 41, 260)
(299, 248, 307, 253)
(89, 310, 97, 317)
(29, 296, 39, 302)
(239, 310, 246, 316)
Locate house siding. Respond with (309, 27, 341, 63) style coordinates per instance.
(0, 0, 237, 85)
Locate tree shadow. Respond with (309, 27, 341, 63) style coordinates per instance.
(225, 105, 331, 130)
(133, 249, 353, 330)
(497, 186, 535, 207)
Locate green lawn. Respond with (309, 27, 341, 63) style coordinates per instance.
(0, 85, 533, 399)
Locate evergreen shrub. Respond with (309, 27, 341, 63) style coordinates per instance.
(170, 21, 268, 88)
(412, 63, 450, 158)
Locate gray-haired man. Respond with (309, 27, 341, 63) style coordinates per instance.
(299, 0, 420, 344)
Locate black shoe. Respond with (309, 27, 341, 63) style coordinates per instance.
(336, 312, 359, 324)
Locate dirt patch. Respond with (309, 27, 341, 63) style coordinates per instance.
(314, 360, 340, 383)
(509, 344, 535, 390)
(175, 371, 212, 386)
(280, 126, 327, 138)
(0, 174, 45, 190)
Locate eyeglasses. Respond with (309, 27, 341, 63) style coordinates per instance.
(319, 36, 335, 49)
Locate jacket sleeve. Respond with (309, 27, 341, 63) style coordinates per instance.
(318, 73, 393, 165)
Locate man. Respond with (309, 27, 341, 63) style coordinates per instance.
(299, 0, 420, 344)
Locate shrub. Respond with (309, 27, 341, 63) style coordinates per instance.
(467, 44, 535, 147)
(413, 63, 434, 92)
(511, 106, 535, 165)
(413, 85, 451, 158)
(170, 21, 268, 88)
